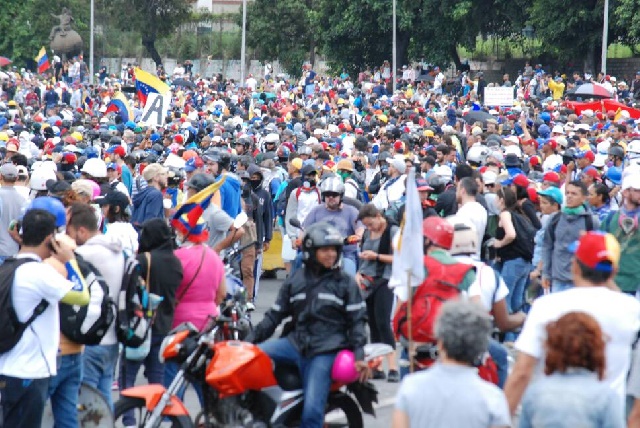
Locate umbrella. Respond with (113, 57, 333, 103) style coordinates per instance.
(0, 57, 11, 67)
(171, 78, 195, 89)
(571, 83, 613, 99)
(463, 110, 494, 125)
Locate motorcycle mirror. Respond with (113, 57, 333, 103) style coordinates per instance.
(233, 212, 248, 229)
(289, 218, 302, 229)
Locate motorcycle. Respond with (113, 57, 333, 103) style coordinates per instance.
(114, 311, 392, 428)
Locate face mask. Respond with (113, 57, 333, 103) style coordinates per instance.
(337, 170, 350, 181)
(250, 179, 262, 190)
(242, 183, 252, 198)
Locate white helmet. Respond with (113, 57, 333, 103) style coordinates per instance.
(320, 176, 345, 195)
(81, 158, 107, 178)
(447, 216, 478, 256)
(466, 145, 489, 164)
(628, 140, 640, 158)
(30, 166, 57, 191)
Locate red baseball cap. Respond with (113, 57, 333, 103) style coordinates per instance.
(543, 171, 561, 184)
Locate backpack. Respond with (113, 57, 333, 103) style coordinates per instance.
(59, 254, 116, 345)
(384, 195, 405, 225)
(393, 255, 474, 342)
(0, 257, 48, 353)
(509, 211, 537, 261)
(274, 180, 289, 218)
(116, 253, 153, 348)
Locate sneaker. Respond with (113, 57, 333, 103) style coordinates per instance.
(246, 301, 256, 312)
(387, 369, 400, 383)
(372, 369, 386, 380)
(111, 380, 119, 391)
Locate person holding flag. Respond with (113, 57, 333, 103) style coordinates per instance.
(35, 47, 50, 74)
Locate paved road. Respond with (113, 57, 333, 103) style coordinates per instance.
(114, 271, 399, 427)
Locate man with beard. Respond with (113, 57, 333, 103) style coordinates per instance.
(131, 163, 168, 230)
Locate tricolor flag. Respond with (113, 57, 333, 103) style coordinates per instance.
(105, 91, 133, 123)
(35, 47, 50, 74)
(389, 168, 425, 300)
(134, 67, 170, 106)
(171, 176, 227, 235)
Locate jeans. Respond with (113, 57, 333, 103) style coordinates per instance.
(488, 339, 508, 389)
(82, 343, 119, 411)
(0, 375, 50, 428)
(120, 334, 165, 427)
(164, 361, 204, 406)
(552, 280, 574, 293)
(499, 258, 531, 342)
(48, 353, 83, 428)
(259, 338, 336, 428)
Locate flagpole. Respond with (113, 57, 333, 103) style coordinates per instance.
(89, 0, 94, 85)
(406, 269, 414, 373)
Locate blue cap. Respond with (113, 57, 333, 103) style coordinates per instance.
(538, 187, 563, 205)
(184, 157, 197, 172)
(125, 121, 136, 129)
(150, 133, 161, 142)
(106, 162, 118, 170)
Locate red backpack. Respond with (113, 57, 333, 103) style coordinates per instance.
(393, 255, 474, 342)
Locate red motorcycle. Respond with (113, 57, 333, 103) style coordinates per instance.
(115, 311, 392, 427)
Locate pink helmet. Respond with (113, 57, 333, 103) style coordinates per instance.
(331, 350, 359, 384)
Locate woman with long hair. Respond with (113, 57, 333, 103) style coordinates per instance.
(493, 186, 534, 343)
(520, 312, 623, 428)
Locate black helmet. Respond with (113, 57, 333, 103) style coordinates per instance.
(185, 172, 214, 192)
(202, 148, 221, 163)
(301, 222, 344, 269)
(608, 144, 625, 159)
(218, 152, 231, 171)
(504, 153, 521, 168)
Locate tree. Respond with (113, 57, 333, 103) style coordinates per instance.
(97, 0, 193, 66)
(244, 0, 315, 77)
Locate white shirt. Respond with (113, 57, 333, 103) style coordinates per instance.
(372, 175, 406, 211)
(542, 154, 563, 172)
(516, 287, 640, 415)
(457, 256, 509, 312)
(0, 254, 73, 378)
(246, 77, 257, 91)
(456, 201, 488, 259)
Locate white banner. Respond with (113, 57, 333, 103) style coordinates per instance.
(484, 87, 515, 106)
(139, 92, 171, 127)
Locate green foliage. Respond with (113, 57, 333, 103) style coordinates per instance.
(244, 0, 313, 77)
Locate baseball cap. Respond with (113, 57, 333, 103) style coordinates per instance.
(482, 171, 497, 185)
(106, 162, 120, 172)
(501, 173, 529, 187)
(290, 158, 303, 171)
(0, 163, 18, 179)
(569, 231, 620, 273)
(622, 173, 640, 191)
(95, 190, 130, 209)
(184, 156, 204, 173)
(538, 187, 564, 205)
(387, 157, 407, 174)
(575, 150, 596, 162)
(582, 166, 601, 181)
(46, 179, 71, 194)
(416, 178, 433, 191)
(142, 163, 168, 181)
(106, 145, 126, 157)
(543, 171, 562, 184)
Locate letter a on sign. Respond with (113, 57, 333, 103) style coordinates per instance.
(140, 93, 171, 127)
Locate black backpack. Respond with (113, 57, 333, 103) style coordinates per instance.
(59, 254, 115, 345)
(116, 253, 153, 348)
(0, 257, 48, 353)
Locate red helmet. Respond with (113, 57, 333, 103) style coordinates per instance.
(423, 217, 454, 250)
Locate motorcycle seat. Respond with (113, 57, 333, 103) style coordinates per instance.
(273, 363, 303, 391)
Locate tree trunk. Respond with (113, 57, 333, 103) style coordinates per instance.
(449, 46, 462, 69)
(583, 48, 595, 74)
(142, 34, 162, 67)
(309, 37, 316, 68)
(396, 31, 410, 71)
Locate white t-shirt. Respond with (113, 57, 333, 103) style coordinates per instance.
(542, 154, 563, 172)
(104, 221, 139, 256)
(457, 256, 509, 312)
(0, 254, 74, 378)
(456, 201, 488, 259)
(516, 287, 640, 415)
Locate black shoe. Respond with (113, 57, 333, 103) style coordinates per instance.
(387, 369, 400, 383)
(372, 369, 386, 380)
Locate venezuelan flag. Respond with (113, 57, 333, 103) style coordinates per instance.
(134, 67, 170, 106)
(35, 47, 49, 74)
(106, 91, 133, 122)
(172, 176, 227, 234)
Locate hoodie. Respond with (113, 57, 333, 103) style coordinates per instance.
(131, 185, 164, 229)
(217, 173, 242, 219)
(137, 219, 183, 335)
(75, 234, 125, 345)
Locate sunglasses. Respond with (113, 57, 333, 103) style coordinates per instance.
(324, 192, 340, 198)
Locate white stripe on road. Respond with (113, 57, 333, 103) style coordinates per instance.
(324, 396, 396, 423)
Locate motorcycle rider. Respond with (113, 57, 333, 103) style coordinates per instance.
(247, 222, 369, 428)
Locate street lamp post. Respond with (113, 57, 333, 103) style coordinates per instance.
(240, 0, 247, 87)
(392, 0, 396, 93)
(89, 0, 94, 84)
(601, 0, 609, 73)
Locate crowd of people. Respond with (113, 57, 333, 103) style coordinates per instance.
(1, 57, 640, 427)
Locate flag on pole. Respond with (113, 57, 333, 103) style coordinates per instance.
(134, 67, 170, 106)
(171, 176, 227, 235)
(389, 168, 425, 300)
(35, 47, 50, 74)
